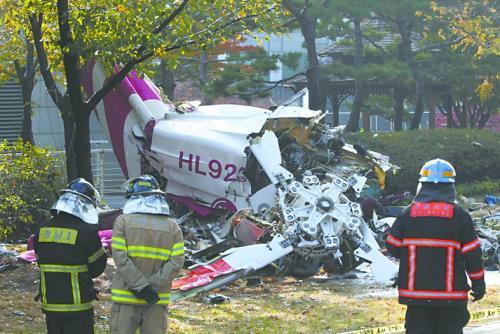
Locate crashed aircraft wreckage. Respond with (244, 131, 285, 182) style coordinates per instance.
(84, 62, 399, 301)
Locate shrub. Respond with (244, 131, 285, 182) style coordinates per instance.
(0, 140, 63, 241)
(456, 179, 500, 198)
(347, 129, 500, 194)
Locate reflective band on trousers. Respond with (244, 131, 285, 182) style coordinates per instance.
(42, 302, 93, 312)
(111, 289, 170, 305)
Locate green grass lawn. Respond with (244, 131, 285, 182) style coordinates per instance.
(1, 274, 498, 334)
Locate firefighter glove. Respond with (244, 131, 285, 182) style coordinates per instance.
(471, 280, 486, 302)
(134, 285, 160, 305)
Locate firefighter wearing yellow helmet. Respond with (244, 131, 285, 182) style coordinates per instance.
(110, 175, 184, 334)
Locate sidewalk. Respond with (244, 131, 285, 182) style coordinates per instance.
(464, 320, 500, 333)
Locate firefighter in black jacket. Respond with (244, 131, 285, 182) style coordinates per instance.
(386, 159, 486, 334)
(34, 178, 107, 334)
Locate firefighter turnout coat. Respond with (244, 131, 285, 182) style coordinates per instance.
(111, 213, 184, 305)
(34, 213, 107, 315)
(386, 202, 485, 307)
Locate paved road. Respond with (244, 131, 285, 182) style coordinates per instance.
(464, 321, 500, 333)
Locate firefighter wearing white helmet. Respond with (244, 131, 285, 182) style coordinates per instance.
(34, 178, 107, 334)
(419, 158, 456, 183)
(386, 159, 486, 334)
(110, 175, 184, 334)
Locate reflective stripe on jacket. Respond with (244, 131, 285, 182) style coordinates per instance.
(111, 213, 184, 305)
(34, 213, 107, 314)
(386, 202, 484, 307)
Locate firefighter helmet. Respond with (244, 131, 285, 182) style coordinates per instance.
(125, 174, 165, 198)
(60, 178, 100, 205)
(51, 178, 100, 224)
(419, 159, 456, 183)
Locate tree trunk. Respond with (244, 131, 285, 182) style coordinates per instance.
(74, 109, 92, 181)
(299, 14, 326, 112)
(61, 97, 77, 181)
(442, 94, 455, 128)
(362, 112, 371, 132)
(330, 95, 340, 126)
(346, 19, 364, 132)
(20, 82, 35, 144)
(57, 0, 93, 181)
(410, 76, 425, 130)
(31, 12, 77, 180)
(478, 107, 491, 129)
(14, 43, 36, 144)
(199, 51, 213, 105)
(393, 86, 405, 131)
(16, 71, 35, 145)
(395, 19, 425, 130)
(158, 59, 176, 99)
(428, 104, 436, 129)
(457, 101, 467, 128)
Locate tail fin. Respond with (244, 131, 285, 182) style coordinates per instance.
(82, 61, 170, 179)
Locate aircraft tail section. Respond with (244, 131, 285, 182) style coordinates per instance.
(82, 61, 170, 179)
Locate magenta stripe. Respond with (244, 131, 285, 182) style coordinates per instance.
(102, 83, 130, 177)
(127, 71, 161, 101)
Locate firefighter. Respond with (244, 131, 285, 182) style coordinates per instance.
(34, 178, 107, 334)
(386, 159, 486, 334)
(110, 175, 184, 334)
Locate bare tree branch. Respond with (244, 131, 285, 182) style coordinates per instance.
(414, 36, 465, 54)
(153, 0, 190, 34)
(361, 33, 389, 58)
(29, 14, 64, 109)
(283, 0, 303, 19)
(87, 9, 268, 111)
(239, 71, 306, 97)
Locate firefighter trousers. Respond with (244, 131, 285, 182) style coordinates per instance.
(405, 305, 470, 334)
(45, 311, 94, 334)
(110, 303, 168, 334)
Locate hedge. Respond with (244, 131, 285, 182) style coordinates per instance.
(347, 129, 500, 195)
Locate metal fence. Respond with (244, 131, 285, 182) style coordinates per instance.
(50, 144, 127, 208)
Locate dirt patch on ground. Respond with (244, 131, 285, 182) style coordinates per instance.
(0, 260, 39, 293)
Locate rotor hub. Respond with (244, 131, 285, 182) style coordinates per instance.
(317, 196, 334, 212)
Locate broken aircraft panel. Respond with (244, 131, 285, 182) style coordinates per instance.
(83, 62, 400, 300)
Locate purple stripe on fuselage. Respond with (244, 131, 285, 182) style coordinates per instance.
(128, 70, 161, 101)
(118, 70, 161, 102)
(81, 61, 129, 178)
(103, 83, 130, 178)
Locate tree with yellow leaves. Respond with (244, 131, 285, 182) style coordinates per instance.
(1, 0, 284, 180)
(431, 0, 499, 58)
